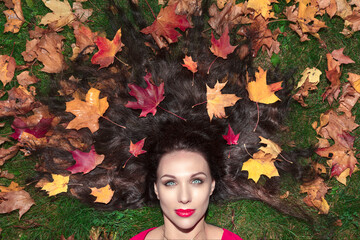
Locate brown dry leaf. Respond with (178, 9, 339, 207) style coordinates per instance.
(40, 0, 76, 30)
(0, 55, 16, 86)
(168, 0, 203, 15)
(18, 132, 47, 150)
(90, 184, 114, 204)
(0, 170, 15, 179)
(296, 67, 322, 88)
(66, 88, 109, 133)
(0, 190, 35, 219)
(73, 2, 93, 22)
(335, 0, 353, 19)
(300, 177, 330, 214)
(293, 77, 318, 107)
(0, 145, 19, 166)
(72, 21, 98, 56)
(338, 83, 360, 117)
(208, 2, 251, 35)
(312, 162, 327, 174)
(206, 81, 241, 121)
(0, 86, 37, 117)
(347, 72, 360, 93)
(322, 53, 341, 105)
(16, 71, 39, 87)
(331, 48, 355, 64)
(3, 0, 25, 33)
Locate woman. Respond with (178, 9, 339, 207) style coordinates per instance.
(130, 121, 242, 239)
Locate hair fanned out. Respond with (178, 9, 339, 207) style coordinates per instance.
(35, 0, 314, 222)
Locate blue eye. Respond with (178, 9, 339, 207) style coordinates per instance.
(165, 181, 176, 186)
(192, 179, 203, 184)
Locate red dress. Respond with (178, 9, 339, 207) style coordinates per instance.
(129, 227, 243, 240)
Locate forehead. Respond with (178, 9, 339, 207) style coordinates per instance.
(157, 150, 210, 176)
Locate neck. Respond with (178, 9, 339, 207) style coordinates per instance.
(162, 216, 207, 240)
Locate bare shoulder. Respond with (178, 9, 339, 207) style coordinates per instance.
(144, 227, 163, 240)
(206, 224, 224, 239)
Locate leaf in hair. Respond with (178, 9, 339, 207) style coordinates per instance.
(125, 73, 165, 117)
(66, 145, 105, 174)
(222, 124, 240, 145)
(209, 26, 237, 59)
(90, 184, 114, 204)
(41, 174, 70, 196)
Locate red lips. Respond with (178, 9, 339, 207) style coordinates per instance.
(175, 209, 195, 217)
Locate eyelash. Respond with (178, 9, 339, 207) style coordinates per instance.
(164, 179, 203, 186)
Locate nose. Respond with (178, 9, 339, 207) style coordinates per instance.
(178, 182, 191, 204)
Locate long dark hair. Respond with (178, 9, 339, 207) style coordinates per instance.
(35, 0, 314, 221)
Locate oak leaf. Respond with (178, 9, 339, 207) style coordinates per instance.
(209, 26, 237, 59)
(0, 55, 16, 86)
(90, 184, 114, 204)
(41, 174, 70, 196)
(206, 81, 241, 121)
(0, 190, 35, 219)
(125, 73, 165, 117)
(222, 124, 240, 145)
(3, 0, 25, 33)
(140, 4, 192, 48)
(40, 0, 76, 30)
(66, 88, 109, 133)
(182, 55, 198, 73)
(66, 146, 105, 174)
(241, 150, 280, 183)
(91, 28, 124, 69)
(246, 67, 283, 104)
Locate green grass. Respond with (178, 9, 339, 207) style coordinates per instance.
(1, 0, 360, 239)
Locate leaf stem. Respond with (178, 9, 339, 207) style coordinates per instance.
(122, 155, 132, 168)
(144, 0, 157, 19)
(243, 144, 253, 158)
(253, 102, 259, 132)
(114, 56, 129, 67)
(158, 106, 187, 121)
(192, 101, 207, 108)
(100, 116, 126, 129)
(207, 57, 218, 74)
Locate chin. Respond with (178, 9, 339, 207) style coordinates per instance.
(170, 214, 204, 231)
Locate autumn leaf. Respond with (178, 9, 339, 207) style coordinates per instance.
(247, 0, 277, 19)
(41, 174, 70, 196)
(296, 67, 322, 89)
(0, 145, 19, 166)
(347, 73, 360, 93)
(300, 177, 330, 214)
(206, 81, 241, 121)
(259, 136, 282, 158)
(0, 55, 16, 86)
(209, 26, 237, 59)
(129, 138, 147, 157)
(246, 66, 283, 104)
(140, 4, 192, 48)
(331, 48, 355, 64)
(40, 0, 76, 30)
(222, 124, 240, 145)
(16, 71, 39, 87)
(338, 83, 360, 117)
(71, 21, 98, 58)
(90, 184, 114, 204)
(241, 150, 280, 183)
(3, 0, 25, 33)
(66, 146, 105, 174)
(125, 73, 165, 117)
(182, 55, 198, 73)
(0, 86, 36, 117)
(73, 2, 93, 22)
(91, 28, 124, 69)
(66, 88, 109, 133)
(0, 190, 35, 219)
(0, 181, 24, 192)
(11, 117, 53, 140)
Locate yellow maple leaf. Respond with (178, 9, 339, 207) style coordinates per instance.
(66, 88, 109, 133)
(41, 174, 69, 196)
(206, 81, 241, 121)
(259, 136, 282, 158)
(247, 0, 278, 19)
(246, 67, 283, 104)
(347, 73, 360, 93)
(90, 184, 114, 204)
(0, 181, 24, 193)
(296, 67, 322, 89)
(241, 150, 279, 183)
(40, 0, 76, 29)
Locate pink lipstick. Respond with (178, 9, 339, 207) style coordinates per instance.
(175, 209, 195, 217)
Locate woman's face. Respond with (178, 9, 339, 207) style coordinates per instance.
(154, 150, 215, 231)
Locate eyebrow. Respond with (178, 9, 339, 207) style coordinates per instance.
(160, 172, 207, 180)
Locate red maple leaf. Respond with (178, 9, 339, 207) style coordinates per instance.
(91, 28, 124, 69)
(129, 138, 147, 157)
(210, 26, 237, 59)
(125, 73, 165, 117)
(66, 146, 105, 174)
(222, 124, 240, 145)
(11, 117, 53, 140)
(140, 4, 192, 48)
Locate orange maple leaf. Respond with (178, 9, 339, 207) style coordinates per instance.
(90, 184, 114, 204)
(66, 88, 109, 133)
(206, 81, 241, 121)
(140, 4, 192, 49)
(91, 28, 124, 69)
(246, 67, 283, 104)
(182, 55, 198, 73)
